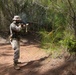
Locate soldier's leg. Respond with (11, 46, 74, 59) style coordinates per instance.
(11, 39, 20, 70)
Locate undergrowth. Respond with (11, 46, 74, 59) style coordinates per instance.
(39, 29, 76, 58)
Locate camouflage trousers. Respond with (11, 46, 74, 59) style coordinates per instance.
(10, 39, 20, 62)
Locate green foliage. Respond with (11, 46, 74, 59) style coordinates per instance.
(39, 30, 50, 47)
(39, 26, 64, 50)
(67, 39, 76, 53)
(59, 27, 76, 54)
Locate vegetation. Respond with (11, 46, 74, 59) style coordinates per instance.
(0, 0, 76, 56)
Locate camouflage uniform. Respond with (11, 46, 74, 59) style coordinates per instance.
(10, 21, 22, 63)
(10, 15, 28, 70)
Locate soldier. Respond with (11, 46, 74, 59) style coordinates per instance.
(10, 15, 26, 70)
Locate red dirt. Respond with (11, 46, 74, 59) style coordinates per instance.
(0, 38, 76, 75)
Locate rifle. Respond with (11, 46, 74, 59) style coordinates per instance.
(18, 22, 29, 32)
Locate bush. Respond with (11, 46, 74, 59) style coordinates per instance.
(39, 28, 63, 49)
(67, 39, 76, 53)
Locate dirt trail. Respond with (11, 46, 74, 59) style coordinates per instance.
(0, 38, 76, 75)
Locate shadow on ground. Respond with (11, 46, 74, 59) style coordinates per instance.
(0, 56, 48, 75)
(0, 57, 76, 75)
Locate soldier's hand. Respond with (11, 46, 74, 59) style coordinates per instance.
(23, 25, 26, 27)
(26, 23, 29, 26)
(19, 24, 22, 27)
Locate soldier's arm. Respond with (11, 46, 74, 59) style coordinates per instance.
(11, 23, 22, 32)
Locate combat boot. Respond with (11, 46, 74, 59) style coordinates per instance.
(14, 61, 20, 70)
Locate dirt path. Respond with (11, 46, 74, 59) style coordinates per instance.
(0, 38, 76, 75)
